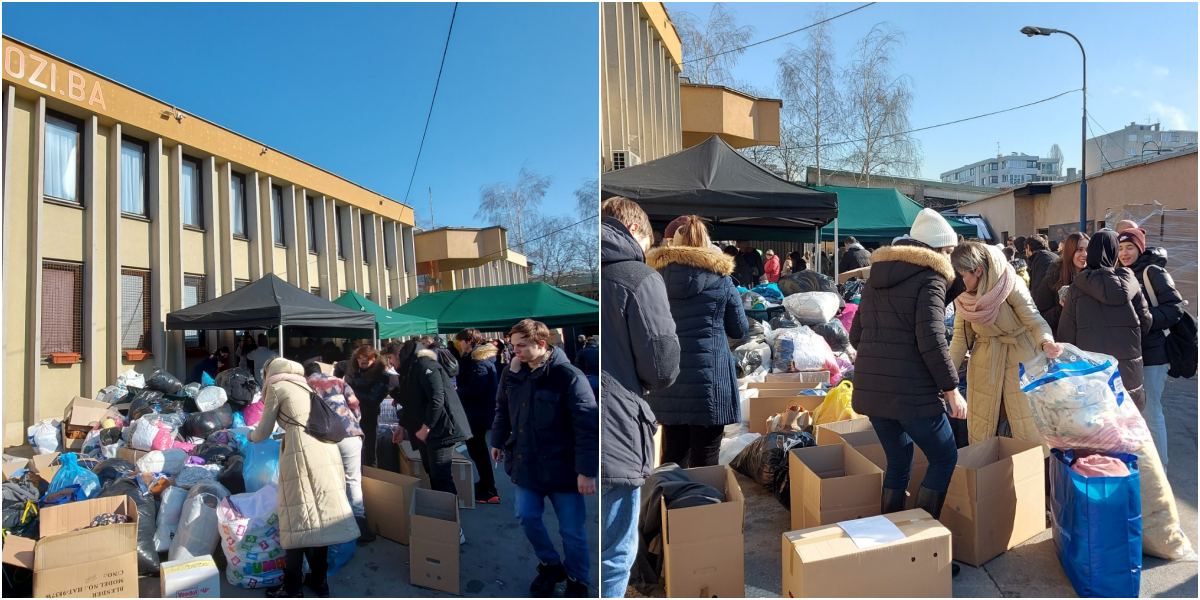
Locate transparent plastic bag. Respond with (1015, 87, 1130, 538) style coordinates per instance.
(783, 291, 841, 325)
(154, 485, 188, 552)
(770, 326, 834, 372)
(243, 438, 281, 493)
(27, 419, 61, 455)
(168, 480, 231, 561)
(1019, 344, 1151, 453)
(719, 433, 761, 465)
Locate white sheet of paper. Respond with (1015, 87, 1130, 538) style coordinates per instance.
(838, 515, 906, 550)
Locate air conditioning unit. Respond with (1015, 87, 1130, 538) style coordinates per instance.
(612, 150, 641, 170)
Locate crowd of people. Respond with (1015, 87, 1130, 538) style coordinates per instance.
(599, 195, 1187, 596)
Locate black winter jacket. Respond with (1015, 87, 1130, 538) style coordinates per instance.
(1128, 251, 1184, 367)
(849, 244, 958, 420)
(456, 344, 500, 432)
(395, 349, 472, 449)
(646, 245, 748, 427)
(1033, 258, 1067, 332)
(840, 244, 871, 273)
(492, 348, 598, 493)
(733, 250, 764, 287)
(574, 344, 599, 377)
(600, 219, 680, 486)
(1027, 249, 1057, 293)
(344, 364, 391, 416)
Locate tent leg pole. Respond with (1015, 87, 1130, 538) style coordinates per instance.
(833, 217, 839, 276)
(278, 325, 284, 356)
(374, 329, 379, 351)
(814, 227, 820, 275)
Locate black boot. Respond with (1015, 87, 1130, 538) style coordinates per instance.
(564, 576, 590, 598)
(530, 562, 567, 597)
(915, 486, 948, 519)
(356, 516, 375, 545)
(880, 487, 907, 514)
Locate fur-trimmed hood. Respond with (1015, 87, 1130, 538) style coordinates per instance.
(471, 343, 498, 361)
(868, 244, 955, 289)
(646, 245, 734, 275)
(416, 348, 438, 361)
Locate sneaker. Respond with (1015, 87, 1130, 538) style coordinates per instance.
(264, 586, 303, 598)
(564, 576, 590, 598)
(459, 528, 466, 545)
(529, 562, 567, 597)
(302, 577, 330, 598)
(476, 494, 501, 505)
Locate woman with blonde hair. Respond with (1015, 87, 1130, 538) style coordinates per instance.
(645, 215, 747, 468)
(949, 242, 1063, 444)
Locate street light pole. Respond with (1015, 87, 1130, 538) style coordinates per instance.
(1022, 26, 1088, 233)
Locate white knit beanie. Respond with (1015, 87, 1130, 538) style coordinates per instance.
(909, 208, 958, 249)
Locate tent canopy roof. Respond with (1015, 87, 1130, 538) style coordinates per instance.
(333, 291, 438, 338)
(393, 282, 598, 333)
(813, 185, 977, 243)
(601, 136, 838, 239)
(166, 273, 376, 331)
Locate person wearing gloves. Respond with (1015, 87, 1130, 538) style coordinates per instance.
(1058, 230, 1153, 410)
(251, 358, 360, 598)
(1117, 226, 1183, 466)
(646, 214, 748, 469)
(391, 339, 472, 496)
(948, 242, 1063, 444)
(850, 208, 965, 557)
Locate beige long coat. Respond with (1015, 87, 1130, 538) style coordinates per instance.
(250, 358, 359, 549)
(950, 247, 1055, 445)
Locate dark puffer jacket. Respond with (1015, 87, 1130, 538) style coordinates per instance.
(646, 245, 748, 427)
(849, 244, 959, 420)
(601, 218, 680, 487)
(395, 349, 471, 449)
(456, 343, 500, 433)
(492, 348, 598, 493)
(1127, 251, 1184, 367)
(840, 243, 871, 273)
(1033, 257, 1068, 332)
(733, 250, 764, 287)
(1027, 249, 1057, 293)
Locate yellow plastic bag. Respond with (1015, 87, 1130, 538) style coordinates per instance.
(811, 380, 859, 426)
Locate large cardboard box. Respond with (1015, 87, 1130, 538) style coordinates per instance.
(3, 456, 30, 481)
(815, 418, 930, 509)
(765, 370, 830, 385)
(33, 495, 140, 598)
(61, 397, 109, 450)
(941, 436, 1046, 566)
(362, 466, 424, 544)
(658, 465, 745, 597)
(160, 555, 220, 598)
(789, 443, 883, 530)
(398, 441, 431, 487)
(30, 452, 60, 484)
(451, 455, 475, 509)
(746, 393, 823, 435)
(781, 508, 952, 597)
(2, 533, 35, 568)
(409, 488, 461, 594)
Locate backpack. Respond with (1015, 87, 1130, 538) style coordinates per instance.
(1141, 268, 1197, 379)
(277, 385, 348, 444)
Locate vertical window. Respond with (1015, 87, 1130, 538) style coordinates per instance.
(234, 279, 250, 291)
(306, 196, 318, 253)
(182, 157, 203, 227)
(120, 137, 147, 215)
(336, 207, 346, 259)
(361, 213, 370, 264)
(387, 295, 394, 309)
(119, 268, 150, 350)
(310, 286, 321, 296)
(183, 274, 207, 347)
(231, 172, 247, 237)
(41, 260, 83, 357)
(44, 113, 82, 203)
(271, 185, 285, 246)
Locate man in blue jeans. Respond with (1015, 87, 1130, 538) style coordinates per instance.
(492, 319, 598, 598)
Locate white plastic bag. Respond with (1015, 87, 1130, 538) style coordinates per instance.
(154, 486, 188, 552)
(771, 326, 835, 372)
(96, 385, 129, 404)
(194, 386, 228, 412)
(783, 292, 841, 325)
(27, 419, 61, 455)
(117, 369, 145, 390)
(217, 484, 286, 588)
(168, 480, 230, 561)
(719, 433, 761, 465)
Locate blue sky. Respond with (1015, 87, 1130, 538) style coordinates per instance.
(666, 2, 1198, 179)
(2, 2, 598, 228)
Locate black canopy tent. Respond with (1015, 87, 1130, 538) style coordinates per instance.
(601, 135, 839, 243)
(165, 273, 378, 353)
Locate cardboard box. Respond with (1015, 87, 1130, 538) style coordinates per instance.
(815, 418, 930, 509)
(747, 393, 823, 435)
(116, 447, 149, 464)
(451, 455, 475, 509)
(781, 508, 951, 597)
(658, 465, 745, 597)
(34, 495, 139, 598)
(409, 488, 461, 594)
(837, 266, 871, 284)
(398, 441, 430, 487)
(652, 424, 663, 468)
(3, 456, 30, 481)
(362, 466, 424, 544)
(2, 534, 35, 568)
(30, 452, 60, 484)
(160, 555, 220, 598)
(789, 443, 883, 530)
(941, 437, 1046, 566)
(765, 370, 830, 385)
(61, 396, 109, 450)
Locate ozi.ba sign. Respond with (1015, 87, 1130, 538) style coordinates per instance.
(3, 42, 107, 110)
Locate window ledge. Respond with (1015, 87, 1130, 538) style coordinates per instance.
(274, 243, 288, 249)
(121, 213, 151, 223)
(308, 250, 319, 256)
(183, 225, 206, 233)
(43, 197, 84, 210)
(233, 235, 250, 242)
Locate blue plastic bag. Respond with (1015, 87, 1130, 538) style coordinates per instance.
(327, 539, 357, 576)
(1050, 449, 1142, 598)
(201, 371, 216, 387)
(751, 282, 784, 303)
(47, 452, 101, 499)
(243, 438, 280, 493)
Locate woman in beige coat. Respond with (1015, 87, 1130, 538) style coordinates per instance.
(949, 243, 1063, 445)
(251, 358, 359, 598)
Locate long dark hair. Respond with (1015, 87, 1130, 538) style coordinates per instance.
(1057, 232, 1090, 289)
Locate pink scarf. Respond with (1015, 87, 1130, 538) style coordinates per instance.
(955, 261, 1015, 326)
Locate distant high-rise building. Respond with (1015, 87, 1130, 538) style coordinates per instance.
(940, 152, 1062, 188)
(1086, 122, 1198, 175)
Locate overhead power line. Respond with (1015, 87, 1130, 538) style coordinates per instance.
(682, 3, 877, 65)
(403, 2, 458, 205)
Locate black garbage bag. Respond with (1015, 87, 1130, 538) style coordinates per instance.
(730, 431, 815, 507)
(218, 455, 245, 495)
(91, 458, 137, 487)
(729, 318, 766, 349)
(180, 405, 234, 441)
(216, 368, 259, 409)
(98, 426, 124, 446)
(811, 318, 851, 353)
(145, 369, 184, 395)
(733, 341, 771, 378)
(128, 390, 165, 420)
(841, 278, 866, 303)
(376, 431, 401, 474)
(194, 442, 238, 466)
(97, 478, 159, 575)
(779, 271, 838, 297)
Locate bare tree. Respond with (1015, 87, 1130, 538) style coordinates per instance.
(777, 8, 842, 185)
(674, 4, 754, 86)
(524, 214, 584, 287)
(573, 179, 599, 277)
(475, 167, 552, 254)
(839, 24, 921, 184)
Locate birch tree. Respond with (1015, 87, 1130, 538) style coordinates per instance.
(840, 24, 921, 184)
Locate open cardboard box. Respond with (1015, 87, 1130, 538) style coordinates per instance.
(782, 508, 951, 597)
(838, 266, 871, 284)
(815, 418, 929, 509)
(409, 488, 461, 594)
(399, 441, 431, 487)
(747, 394, 823, 435)
(30, 452, 61, 484)
(32, 495, 140, 597)
(451, 455, 475, 509)
(659, 465, 745, 597)
(941, 436, 1046, 566)
(789, 443, 883, 530)
(362, 466, 425, 544)
(61, 396, 110, 451)
(3, 456, 30, 481)
(765, 370, 830, 385)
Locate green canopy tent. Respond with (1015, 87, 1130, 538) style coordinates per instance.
(333, 290, 438, 338)
(813, 185, 976, 244)
(392, 282, 599, 333)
